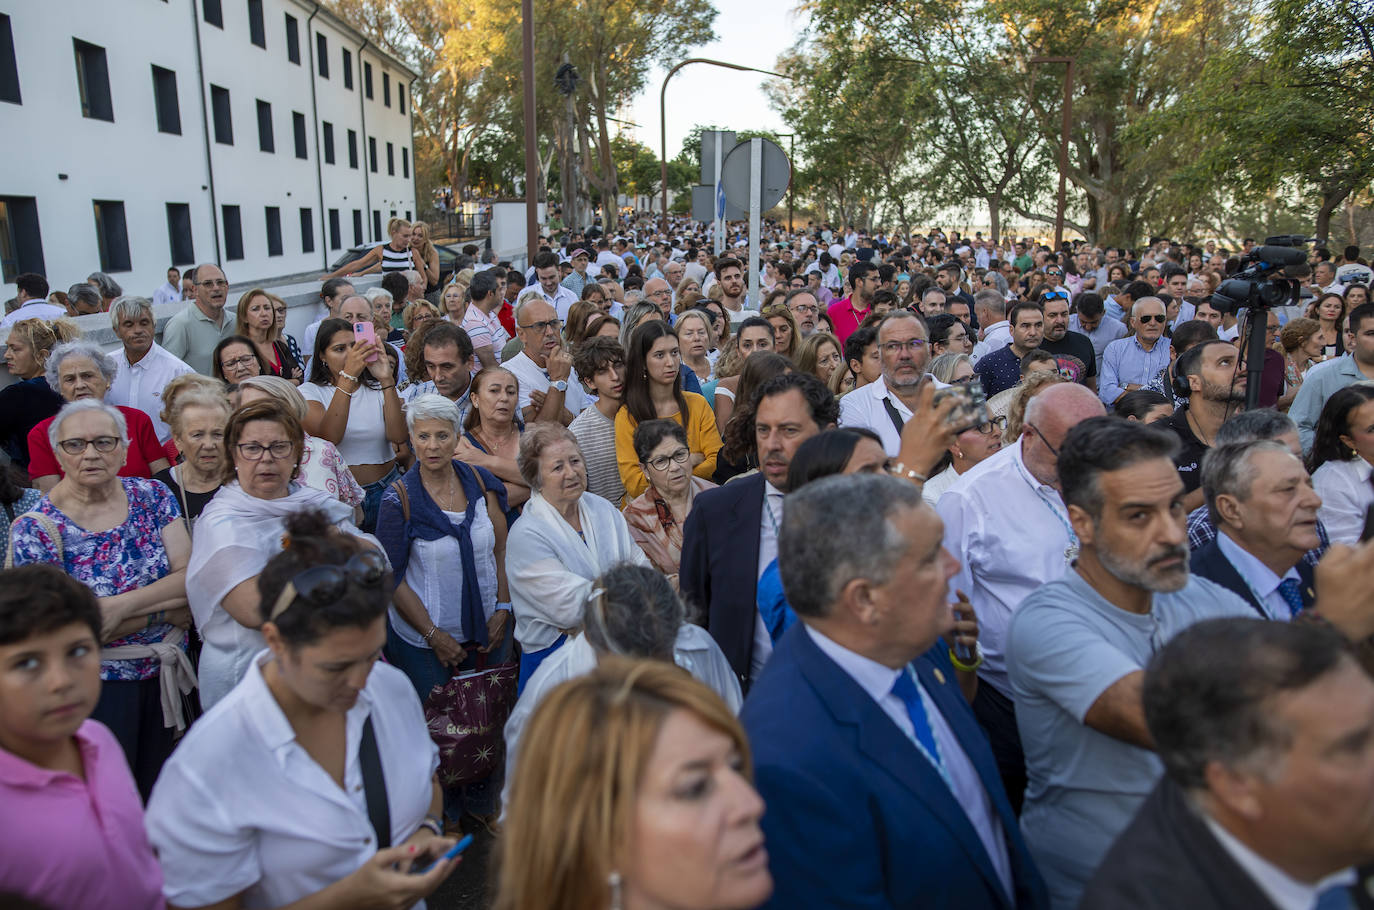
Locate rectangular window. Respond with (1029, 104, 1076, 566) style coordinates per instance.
(73, 39, 114, 122)
(247, 0, 265, 48)
(382, 72, 390, 107)
(92, 200, 131, 273)
(386, 142, 394, 176)
(371, 209, 381, 242)
(368, 136, 377, 173)
(364, 62, 373, 99)
(265, 206, 282, 256)
(165, 203, 194, 265)
(402, 147, 409, 179)
(0, 15, 21, 105)
(347, 129, 358, 169)
(398, 84, 405, 115)
(352, 209, 363, 247)
(292, 111, 307, 159)
(151, 65, 181, 134)
(405, 210, 411, 222)
(0, 197, 46, 282)
(211, 85, 232, 144)
(316, 33, 328, 77)
(299, 207, 314, 253)
(256, 99, 274, 153)
(322, 121, 334, 164)
(203, 0, 223, 28)
(222, 205, 243, 260)
(328, 208, 341, 250)
(285, 14, 300, 64)
(342, 48, 353, 89)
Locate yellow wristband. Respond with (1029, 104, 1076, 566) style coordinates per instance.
(948, 647, 983, 673)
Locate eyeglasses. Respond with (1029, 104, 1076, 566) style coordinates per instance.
(220, 354, 258, 370)
(645, 448, 691, 471)
(881, 339, 928, 355)
(1027, 423, 1060, 458)
(1136, 314, 1167, 324)
(57, 436, 120, 455)
(235, 440, 295, 461)
(519, 318, 562, 334)
(268, 549, 387, 621)
(972, 416, 1007, 435)
(197, 279, 229, 288)
(790, 303, 819, 315)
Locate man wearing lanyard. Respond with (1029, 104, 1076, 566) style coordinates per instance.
(937, 383, 1106, 812)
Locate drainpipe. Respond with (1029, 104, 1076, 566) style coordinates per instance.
(305, 2, 326, 268)
(190, 0, 222, 262)
(357, 38, 372, 241)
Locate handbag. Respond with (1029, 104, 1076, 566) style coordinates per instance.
(425, 651, 519, 788)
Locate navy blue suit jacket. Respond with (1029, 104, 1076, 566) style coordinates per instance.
(1189, 537, 1316, 619)
(680, 472, 765, 688)
(742, 624, 1049, 910)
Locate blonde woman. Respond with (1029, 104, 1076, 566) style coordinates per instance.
(676, 309, 716, 382)
(445, 268, 475, 321)
(409, 219, 442, 294)
(320, 217, 423, 279)
(1, 316, 76, 470)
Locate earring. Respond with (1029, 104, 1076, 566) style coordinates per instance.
(608, 870, 623, 910)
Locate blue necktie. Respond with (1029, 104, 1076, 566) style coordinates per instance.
(1278, 577, 1305, 618)
(1314, 883, 1354, 910)
(891, 669, 947, 779)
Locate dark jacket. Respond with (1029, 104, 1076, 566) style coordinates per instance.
(1189, 537, 1316, 620)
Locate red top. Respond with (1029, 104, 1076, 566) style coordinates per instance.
(498, 300, 516, 337)
(827, 296, 871, 346)
(27, 405, 167, 482)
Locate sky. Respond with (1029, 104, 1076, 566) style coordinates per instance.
(623, 0, 807, 164)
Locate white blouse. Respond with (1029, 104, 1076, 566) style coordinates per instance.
(299, 381, 395, 466)
(389, 500, 499, 648)
(1313, 457, 1374, 545)
(146, 652, 438, 910)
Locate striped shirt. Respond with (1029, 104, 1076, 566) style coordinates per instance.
(569, 405, 625, 506)
(380, 244, 413, 272)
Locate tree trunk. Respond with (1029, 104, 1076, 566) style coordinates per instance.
(987, 195, 1001, 246)
(1316, 181, 1354, 245)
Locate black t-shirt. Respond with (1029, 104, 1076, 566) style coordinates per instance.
(1040, 331, 1098, 381)
(154, 467, 221, 524)
(1153, 408, 1208, 492)
(0, 377, 63, 467)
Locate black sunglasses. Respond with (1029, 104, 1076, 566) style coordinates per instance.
(268, 549, 387, 621)
(1136, 314, 1167, 324)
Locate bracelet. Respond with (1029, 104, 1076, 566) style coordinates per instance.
(333, 385, 355, 398)
(423, 625, 439, 643)
(380, 384, 396, 391)
(146, 611, 165, 627)
(886, 462, 928, 483)
(496, 602, 512, 612)
(419, 814, 444, 838)
(948, 647, 984, 673)
(339, 370, 359, 383)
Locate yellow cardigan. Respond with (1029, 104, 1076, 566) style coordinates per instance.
(613, 392, 722, 503)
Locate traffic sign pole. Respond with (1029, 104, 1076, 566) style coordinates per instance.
(713, 132, 725, 255)
(748, 138, 762, 309)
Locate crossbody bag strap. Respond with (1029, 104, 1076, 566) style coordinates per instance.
(882, 397, 906, 436)
(359, 715, 391, 849)
(389, 479, 410, 522)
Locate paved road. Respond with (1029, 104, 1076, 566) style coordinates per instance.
(428, 828, 495, 909)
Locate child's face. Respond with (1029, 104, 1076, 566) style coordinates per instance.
(0, 622, 101, 753)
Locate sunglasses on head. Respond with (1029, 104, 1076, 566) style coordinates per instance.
(268, 549, 387, 622)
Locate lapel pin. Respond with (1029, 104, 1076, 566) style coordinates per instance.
(933, 668, 946, 685)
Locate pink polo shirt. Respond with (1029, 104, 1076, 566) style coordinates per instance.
(827, 296, 871, 347)
(0, 720, 164, 909)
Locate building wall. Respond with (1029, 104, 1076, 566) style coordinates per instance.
(0, 0, 415, 304)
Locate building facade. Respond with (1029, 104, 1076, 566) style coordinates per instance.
(0, 0, 417, 301)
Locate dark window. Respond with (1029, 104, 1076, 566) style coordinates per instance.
(299, 207, 314, 253)
(0, 15, 21, 105)
(402, 147, 409, 179)
(322, 121, 334, 164)
(316, 33, 328, 77)
(386, 142, 394, 176)
(256, 99, 274, 152)
(342, 48, 353, 89)
(166, 203, 194, 265)
(389, 209, 396, 218)
(247, 0, 265, 48)
(371, 209, 381, 242)
(0, 196, 46, 282)
(328, 208, 341, 250)
(265, 206, 282, 256)
(285, 14, 300, 64)
(364, 62, 373, 98)
(203, 0, 223, 28)
(347, 129, 358, 169)
(151, 66, 181, 134)
(382, 72, 390, 107)
(405, 210, 411, 221)
(352, 209, 363, 246)
(211, 85, 232, 144)
(92, 200, 131, 273)
(73, 39, 114, 122)
(222, 205, 243, 260)
(292, 111, 307, 159)
(368, 137, 377, 173)
(399, 84, 405, 115)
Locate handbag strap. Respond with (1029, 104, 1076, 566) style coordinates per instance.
(359, 715, 391, 849)
(882, 397, 906, 436)
(390, 478, 410, 522)
(5, 511, 62, 570)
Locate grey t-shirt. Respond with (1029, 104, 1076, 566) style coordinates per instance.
(1006, 568, 1251, 910)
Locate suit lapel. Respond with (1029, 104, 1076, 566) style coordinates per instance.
(1200, 542, 1268, 619)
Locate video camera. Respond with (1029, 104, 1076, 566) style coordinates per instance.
(1210, 235, 1313, 315)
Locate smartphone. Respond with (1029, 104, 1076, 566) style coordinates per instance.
(353, 321, 380, 363)
(1361, 504, 1374, 543)
(412, 834, 474, 875)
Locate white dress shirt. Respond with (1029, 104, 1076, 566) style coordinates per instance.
(0, 299, 67, 333)
(1204, 815, 1354, 910)
(146, 652, 438, 910)
(804, 624, 1013, 900)
(838, 376, 911, 456)
(936, 439, 1073, 697)
(537, 284, 580, 322)
(971, 320, 1011, 365)
(752, 482, 785, 679)
(152, 281, 182, 308)
(1216, 531, 1301, 621)
(1312, 457, 1374, 546)
(108, 343, 195, 443)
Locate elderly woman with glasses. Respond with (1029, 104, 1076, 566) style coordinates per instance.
(8, 399, 196, 799)
(27, 340, 170, 493)
(187, 399, 381, 709)
(622, 419, 716, 578)
(919, 415, 1007, 505)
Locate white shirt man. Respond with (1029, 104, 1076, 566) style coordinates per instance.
(109, 344, 194, 443)
(152, 271, 182, 308)
(839, 375, 916, 456)
(503, 350, 588, 417)
(0, 296, 65, 334)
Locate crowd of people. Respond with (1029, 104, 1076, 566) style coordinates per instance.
(4, 215, 1374, 910)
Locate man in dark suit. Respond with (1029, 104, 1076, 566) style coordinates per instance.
(1082, 618, 1374, 909)
(742, 474, 1048, 909)
(1191, 439, 1322, 621)
(680, 372, 837, 690)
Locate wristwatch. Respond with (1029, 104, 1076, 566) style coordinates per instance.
(551, 379, 568, 392)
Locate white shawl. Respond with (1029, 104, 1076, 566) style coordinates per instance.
(506, 492, 650, 651)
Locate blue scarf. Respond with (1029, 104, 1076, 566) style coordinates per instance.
(376, 460, 507, 648)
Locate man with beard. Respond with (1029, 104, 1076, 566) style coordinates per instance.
(714, 257, 751, 323)
(1006, 418, 1253, 910)
(784, 287, 820, 338)
(1154, 339, 1246, 512)
(838, 311, 932, 456)
(1037, 290, 1097, 390)
(401, 322, 476, 426)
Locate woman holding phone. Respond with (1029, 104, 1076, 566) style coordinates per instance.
(300, 318, 408, 533)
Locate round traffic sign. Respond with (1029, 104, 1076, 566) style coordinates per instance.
(720, 138, 791, 212)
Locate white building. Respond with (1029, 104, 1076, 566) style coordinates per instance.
(0, 0, 417, 302)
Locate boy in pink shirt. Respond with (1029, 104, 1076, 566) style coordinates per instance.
(0, 564, 164, 909)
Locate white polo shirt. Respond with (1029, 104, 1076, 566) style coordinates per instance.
(108, 343, 194, 443)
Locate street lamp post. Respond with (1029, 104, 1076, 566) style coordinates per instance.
(1029, 55, 1075, 250)
(521, 0, 539, 263)
(658, 58, 786, 235)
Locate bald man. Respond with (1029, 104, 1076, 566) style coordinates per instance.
(161, 262, 234, 374)
(643, 277, 673, 319)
